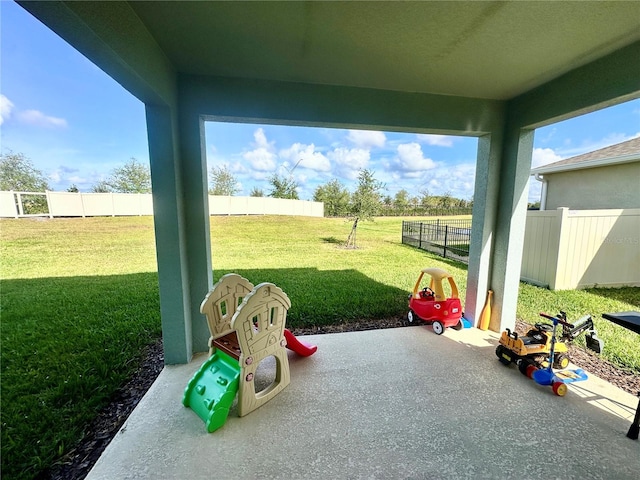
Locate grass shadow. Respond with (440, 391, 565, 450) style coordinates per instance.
(214, 267, 410, 328)
(320, 236, 343, 244)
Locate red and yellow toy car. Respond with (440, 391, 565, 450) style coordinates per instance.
(407, 267, 464, 334)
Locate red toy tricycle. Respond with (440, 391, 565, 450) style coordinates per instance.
(407, 267, 464, 334)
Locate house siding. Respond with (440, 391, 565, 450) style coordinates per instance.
(544, 161, 640, 210)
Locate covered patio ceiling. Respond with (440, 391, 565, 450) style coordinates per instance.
(18, 1, 640, 364)
(126, 1, 639, 101)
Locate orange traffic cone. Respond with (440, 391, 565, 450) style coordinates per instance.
(478, 290, 493, 330)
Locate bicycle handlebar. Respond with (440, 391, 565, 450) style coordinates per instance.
(539, 312, 574, 329)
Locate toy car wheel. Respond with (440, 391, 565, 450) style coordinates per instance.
(432, 321, 444, 335)
(452, 319, 464, 331)
(552, 381, 567, 396)
(553, 354, 570, 369)
(407, 310, 418, 325)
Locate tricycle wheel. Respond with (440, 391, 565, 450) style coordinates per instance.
(552, 381, 567, 396)
(432, 321, 444, 335)
(407, 310, 418, 325)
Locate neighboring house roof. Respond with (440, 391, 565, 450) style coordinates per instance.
(531, 136, 640, 175)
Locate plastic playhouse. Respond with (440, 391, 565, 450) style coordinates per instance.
(407, 267, 465, 334)
(183, 273, 317, 432)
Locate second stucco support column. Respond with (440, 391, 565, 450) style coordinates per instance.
(178, 114, 213, 354)
(146, 104, 193, 364)
(489, 127, 535, 332)
(466, 126, 533, 333)
(466, 133, 502, 328)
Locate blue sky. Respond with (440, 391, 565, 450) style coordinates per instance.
(2, 1, 639, 202)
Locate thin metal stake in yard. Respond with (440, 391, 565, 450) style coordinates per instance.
(346, 217, 358, 248)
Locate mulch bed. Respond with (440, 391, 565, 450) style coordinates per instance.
(44, 318, 639, 480)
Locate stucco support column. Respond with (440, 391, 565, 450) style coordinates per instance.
(466, 123, 533, 333)
(489, 127, 534, 332)
(466, 133, 502, 328)
(146, 104, 194, 364)
(178, 113, 213, 354)
(147, 105, 212, 363)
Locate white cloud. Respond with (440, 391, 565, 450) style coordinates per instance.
(242, 128, 277, 171)
(279, 143, 331, 172)
(243, 148, 276, 171)
(531, 147, 563, 169)
(227, 161, 248, 174)
(346, 129, 386, 149)
(67, 175, 87, 184)
(424, 163, 475, 199)
(416, 134, 454, 147)
(328, 147, 370, 180)
(395, 143, 436, 171)
(17, 109, 68, 128)
(591, 132, 640, 150)
(528, 177, 543, 203)
(554, 132, 640, 158)
(0, 95, 14, 125)
(253, 128, 272, 149)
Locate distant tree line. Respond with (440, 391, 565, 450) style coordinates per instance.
(1, 152, 472, 228)
(209, 164, 473, 218)
(317, 184, 473, 218)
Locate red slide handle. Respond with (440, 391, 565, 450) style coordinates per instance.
(539, 312, 574, 329)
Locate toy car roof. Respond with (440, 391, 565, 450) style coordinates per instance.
(421, 267, 454, 280)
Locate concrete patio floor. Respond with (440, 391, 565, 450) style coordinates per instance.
(87, 327, 638, 479)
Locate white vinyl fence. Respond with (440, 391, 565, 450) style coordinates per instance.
(0, 191, 324, 218)
(521, 207, 640, 289)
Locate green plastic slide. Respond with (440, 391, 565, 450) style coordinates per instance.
(183, 350, 241, 433)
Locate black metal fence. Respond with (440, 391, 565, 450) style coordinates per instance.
(402, 219, 472, 263)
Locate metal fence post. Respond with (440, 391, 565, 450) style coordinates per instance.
(443, 225, 448, 258)
(419, 222, 423, 249)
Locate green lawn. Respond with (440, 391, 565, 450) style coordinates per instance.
(1, 215, 639, 480)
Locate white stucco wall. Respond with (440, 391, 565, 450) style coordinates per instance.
(543, 161, 640, 210)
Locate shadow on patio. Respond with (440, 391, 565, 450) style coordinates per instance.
(86, 327, 638, 479)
